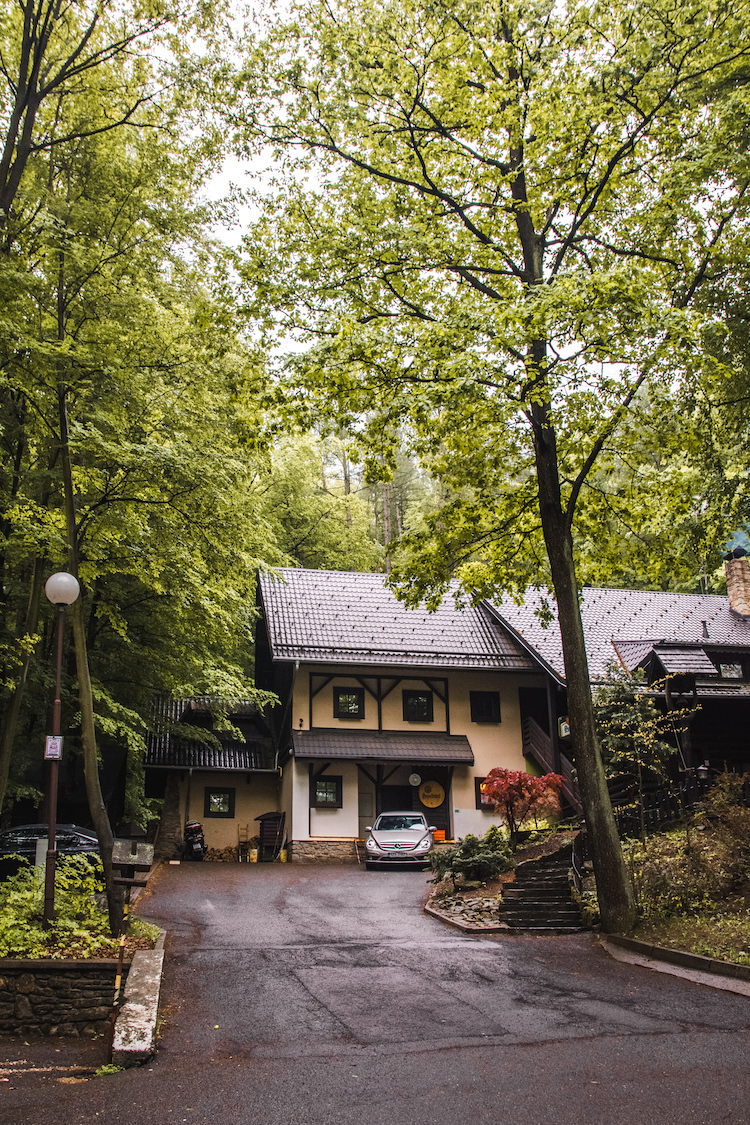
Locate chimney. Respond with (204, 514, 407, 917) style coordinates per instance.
(725, 557, 750, 618)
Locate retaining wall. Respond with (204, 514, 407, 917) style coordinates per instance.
(0, 959, 128, 1036)
(290, 839, 359, 864)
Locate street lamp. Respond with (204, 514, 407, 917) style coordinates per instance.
(43, 571, 80, 927)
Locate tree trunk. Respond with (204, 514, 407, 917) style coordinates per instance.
(530, 375, 635, 933)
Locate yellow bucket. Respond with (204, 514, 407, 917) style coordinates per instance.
(249, 848, 258, 863)
(279, 849, 288, 863)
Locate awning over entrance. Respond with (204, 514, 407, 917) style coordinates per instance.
(292, 729, 474, 765)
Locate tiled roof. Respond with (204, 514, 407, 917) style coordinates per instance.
(145, 696, 276, 772)
(293, 729, 474, 764)
(489, 587, 750, 682)
(259, 569, 538, 671)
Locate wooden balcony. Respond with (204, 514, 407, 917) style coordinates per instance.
(522, 716, 582, 815)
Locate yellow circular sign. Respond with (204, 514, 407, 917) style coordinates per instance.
(419, 781, 445, 808)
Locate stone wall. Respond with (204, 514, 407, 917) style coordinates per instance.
(289, 839, 360, 864)
(0, 959, 129, 1036)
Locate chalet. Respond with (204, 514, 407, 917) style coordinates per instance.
(146, 557, 750, 861)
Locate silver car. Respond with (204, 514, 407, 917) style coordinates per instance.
(364, 812, 436, 869)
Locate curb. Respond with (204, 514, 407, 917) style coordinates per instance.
(424, 902, 510, 933)
(601, 932, 750, 983)
(111, 930, 165, 1067)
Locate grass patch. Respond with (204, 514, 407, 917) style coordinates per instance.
(633, 911, 750, 966)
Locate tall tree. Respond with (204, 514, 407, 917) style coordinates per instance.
(236, 0, 750, 929)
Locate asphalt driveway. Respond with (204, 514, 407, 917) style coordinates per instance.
(2, 862, 749, 1125)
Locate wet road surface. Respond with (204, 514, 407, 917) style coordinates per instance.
(2, 862, 749, 1124)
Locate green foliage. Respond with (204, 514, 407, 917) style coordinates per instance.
(429, 826, 512, 887)
(0, 855, 116, 958)
(624, 775, 750, 919)
(593, 663, 678, 781)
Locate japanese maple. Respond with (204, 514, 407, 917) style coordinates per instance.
(481, 769, 563, 849)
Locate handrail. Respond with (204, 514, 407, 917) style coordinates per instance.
(570, 828, 587, 895)
(522, 716, 582, 814)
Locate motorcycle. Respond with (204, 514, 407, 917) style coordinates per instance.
(183, 820, 207, 861)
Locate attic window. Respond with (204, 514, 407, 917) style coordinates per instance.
(719, 663, 743, 679)
(334, 687, 365, 719)
(403, 690, 433, 722)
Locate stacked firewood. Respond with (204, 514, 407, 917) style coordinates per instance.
(205, 837, 261, 862)
(205, 845, 243, 862)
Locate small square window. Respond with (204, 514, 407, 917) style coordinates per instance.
(204, 787, 235, 818)
(402, 690, 433, 722)
(334, 687, 365, 719)
(719, 663, 743, 679)
(475, 777, 494, 810)
(470, 691, 501, 723)
(312, 775, 343, 808)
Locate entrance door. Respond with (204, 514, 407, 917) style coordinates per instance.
(381, 784, 413, 812)
(412, 767, 452, 835)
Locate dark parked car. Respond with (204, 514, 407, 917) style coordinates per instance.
(0, 824, 99, 879)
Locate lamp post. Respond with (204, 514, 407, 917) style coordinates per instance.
(43, 571, 80, 927)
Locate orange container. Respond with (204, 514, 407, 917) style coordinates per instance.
(433, 830, 446, 842)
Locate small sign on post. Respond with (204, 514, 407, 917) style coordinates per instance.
(44, 735, 63, 760)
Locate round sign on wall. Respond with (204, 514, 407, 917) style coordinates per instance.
(418, 780, 445, 808)
(408, 773, 422, 787)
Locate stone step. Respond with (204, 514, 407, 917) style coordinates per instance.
(494, 846, 586, 933)
(502, 925, 586, 934)
(503, 889, 571, 901)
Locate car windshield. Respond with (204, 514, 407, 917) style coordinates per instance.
(374, 815, 425, 831)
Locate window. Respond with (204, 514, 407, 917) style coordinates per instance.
(475, 777, 494, 810)
(402, 689, 433, 722)
(204, 787, 235, 818)
(719, 663, 743, 679)
(334, 687, 365, 719)
(470, 691, 501, 723)
(312, 775, 343, 808)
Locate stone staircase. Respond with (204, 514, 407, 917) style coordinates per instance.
(498, 847, 586, 933)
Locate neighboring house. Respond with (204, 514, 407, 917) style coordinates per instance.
(146, 557, 750, 862)
(145, 696, 279, 857)
(489, 556, 750, 776)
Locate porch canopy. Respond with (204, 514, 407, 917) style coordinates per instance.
(292, 729, 474, 765)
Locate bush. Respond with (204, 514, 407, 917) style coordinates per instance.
(0, 854, 116, 958)
(625, 771, 750, 919)
(430, 825, 512, 886)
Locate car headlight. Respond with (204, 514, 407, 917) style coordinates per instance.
(365, 838, 378, 850)
(415, 836, 431, 852)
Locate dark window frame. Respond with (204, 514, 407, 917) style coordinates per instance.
(334, 686, 365, 719)
(475, 777, 495, 810)
(311, 775, 343, 809)
(470, 690, 502, 723)
(203, 787, 236, 819)
(402, 689, 434, 722)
